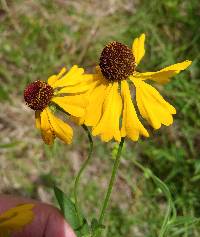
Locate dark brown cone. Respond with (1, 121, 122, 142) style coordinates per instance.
(24, 80, 53, 111)
(99, 41, 136, 81)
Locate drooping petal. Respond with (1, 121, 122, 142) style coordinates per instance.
(134, 60, 192, 84)
(121, 80, 149, 141)
(132, 33, 146, 65)
(92, 82, 122, 142)
(82, 77, 110, 126)
(71, 70, 110, 126)
(41, 129, 55, 145)
(0, 204, 34, 230)
(40, 108, 52, 131)
(45, 108, 73, 144)
(40, 108, 55, 145)
(47, 67, 67, 86)
(35, 111, 41, 129)
(132, 78, 176, 129)
(40, 108, 73, 145)
(51, 94, 87, 117)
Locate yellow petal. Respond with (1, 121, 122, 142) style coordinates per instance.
(70, 70, 110, 126)
(47, 67, 67, 86)
(52, 65, 85, 88)
(92, 82, 122, 142)
(121, 81, 149, 141)
(70, 115, 85, 126)
(40, 108, 52, 131)
(51, 94, 87, 117)
(41, 129, 55, 145)
(132, 78, 176, 129)
(40, 108, 55, 145)
(57, 83, 89, 94)
(35, 111, 41, 129)
(46, 108, 73, 144)
(0, 204, 34, 230)
(69, 71, 107, 125)
(135, 60, 192, 84)
(132, 33, 146, 65)
(57, 67, 68, 78)
(83, 79, 110, 126)
(57, 73, 95, 93)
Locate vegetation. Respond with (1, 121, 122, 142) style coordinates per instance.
(0, 0, 200, 236)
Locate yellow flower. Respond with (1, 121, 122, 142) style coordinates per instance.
(0, 204, 34, 236)
(24, 65, 92, 145)
(80, 34, 192, 142)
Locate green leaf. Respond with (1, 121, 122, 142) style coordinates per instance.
(169, 216, 200, 227)
(167, 216, 200, 236)
(54, 186, 90, 237)
(54, 186, 80, 230)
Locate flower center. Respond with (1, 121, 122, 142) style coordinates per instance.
(24, 80, 53, 111)
(99, 41, 136, 82)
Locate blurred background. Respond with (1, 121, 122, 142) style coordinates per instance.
(0, 0, 200, 236)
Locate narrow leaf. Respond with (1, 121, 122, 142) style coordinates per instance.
(54, 186, 80, 229)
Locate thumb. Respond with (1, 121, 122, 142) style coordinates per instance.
(0, 195, 76, 237)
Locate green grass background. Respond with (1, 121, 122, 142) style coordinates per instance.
(0, 0, 200, 236)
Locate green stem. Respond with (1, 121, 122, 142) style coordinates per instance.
(98, 137, 125, 225)
(131, 159, 176, 237)
(74, 125, 93, 225)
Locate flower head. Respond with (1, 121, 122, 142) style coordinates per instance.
(0, 204, 34, 236)
(99, 41, 136, 81)
(24, 81, 53, 111)
(24, 66, 91, 145)
(79, 34, 192, 142)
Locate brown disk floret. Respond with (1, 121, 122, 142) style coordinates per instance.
(99, 41, 136, 82)
(24, 80, 53, 111)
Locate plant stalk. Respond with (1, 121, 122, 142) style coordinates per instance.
(74, 125, 93, 225)
(98, 137, 125, 226)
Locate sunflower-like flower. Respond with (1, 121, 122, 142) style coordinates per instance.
(79, 34, 192, 142)
(0, 204, 34, 236)
(24, 66, 91, 145)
